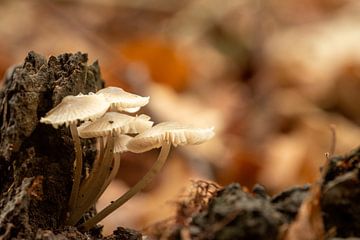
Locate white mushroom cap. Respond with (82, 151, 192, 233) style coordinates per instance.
(40, 93, 110, 128)
(133, 114, 154, 133)
(97, 87, 149, 112)
(126, 122, 215, 153)
(118, 106, 141, 113)
(114, 134, 133, 154)
(78, 112, 154, 138)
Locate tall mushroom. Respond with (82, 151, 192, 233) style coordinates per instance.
(40, 93, 110, 214)
(80, 122, 214, 230)
(66, 112, 153, 225)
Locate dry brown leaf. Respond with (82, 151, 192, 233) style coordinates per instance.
(120, 37, 190, 91)
(282, 184, 324, 240)
(259, 89, 360, 192)
(265, 10, 360, 102)
(216, 146, 262, 188)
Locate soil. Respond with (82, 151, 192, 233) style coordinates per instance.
(321, 148, 360, 237)
(147, 148, 360, 240)
(0, 51, 359, 240)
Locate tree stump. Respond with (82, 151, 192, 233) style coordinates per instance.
(0, 52, 141, 240)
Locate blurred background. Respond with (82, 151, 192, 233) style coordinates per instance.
(1, 0, 360, 235)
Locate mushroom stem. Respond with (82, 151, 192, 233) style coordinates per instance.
(67, 135, 115, 226)
(99, 136, 105, 161)
(68, 123, 83, 212)
(81, 142, 171, 231)
(78, 136, 105, 197)
(98, 153, 121, 197)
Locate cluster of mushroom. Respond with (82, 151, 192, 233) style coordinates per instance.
(40, 86, 214, 230)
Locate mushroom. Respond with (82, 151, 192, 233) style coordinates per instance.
(113, 134, 133, 155)
(78, 112, 153, 138)
(40, 93, 110, 213)
(99, 134, 132, 197)
(127, 122, 216, 153)
(80, 122, 214, 230)
(96, 86, 149, 113)
(67, 112, 153, 225)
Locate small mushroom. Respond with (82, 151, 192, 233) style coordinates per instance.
(80, 122, 214, 230)
(127, 122, 215, 153)
(67, 112, 153, 225)
(114, 134, 133, 154)
(40, 93, 110, 213)
(96, 86, 149, 113)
